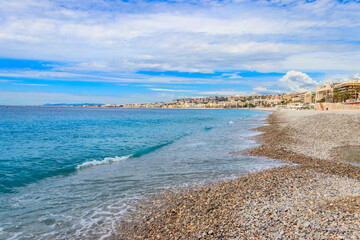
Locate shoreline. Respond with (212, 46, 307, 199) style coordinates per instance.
(114, 110, 360, 239)
(3, 105, 277, 111)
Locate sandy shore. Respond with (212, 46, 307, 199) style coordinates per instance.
(114, 110, 360, 239)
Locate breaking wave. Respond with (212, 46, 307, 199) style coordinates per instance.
(76, 155, 132, 169)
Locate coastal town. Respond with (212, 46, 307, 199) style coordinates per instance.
(3, 0, 360, 239)
(81, 78, 360, 111)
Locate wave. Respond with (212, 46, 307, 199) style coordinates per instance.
(76, 141, 178, 170)
(76, 155, 132, 169)
(132, 141, 175, 158)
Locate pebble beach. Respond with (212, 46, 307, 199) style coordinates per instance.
(115, 109, 360, 239)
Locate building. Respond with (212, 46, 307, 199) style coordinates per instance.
(301, 91, 314, 104)
(291, 94, 302, 102)
(315, 83, 333, 102)
(265, 97, 281, 106)
(333, 79, 360, 100)
(283, 93, 296, 102)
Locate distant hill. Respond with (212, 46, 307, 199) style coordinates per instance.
(43, 103, 104, 106)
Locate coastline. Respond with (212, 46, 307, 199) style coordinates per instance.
(115, 110, 360, 239)
(2, 108, 277, 240)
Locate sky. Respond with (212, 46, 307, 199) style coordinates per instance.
(1, 0, 360, 105)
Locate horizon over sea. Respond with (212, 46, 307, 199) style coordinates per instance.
(0, 106, 284, 239)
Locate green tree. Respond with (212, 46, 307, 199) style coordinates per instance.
(333, 88, 340, 102)
(340, 91, 351, 102)
(354, 87, 360, 100)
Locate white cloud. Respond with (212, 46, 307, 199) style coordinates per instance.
(221, 72, 242, 79)
(1, 0, 360, 74)
(149, 88, 196, 92)
(199, 90, 248, 96)
(278, 71, 319, 92)
(352, 73, 360, 80)
(0, 90, 179, 105)
(0, 70, 222, 84)
(0, 70, 85, 79)
(2, 0, 360, 106)
(321, 72, 360, 84)
(253, 87, 283, 95)
(12, 83, 48, 86)
(0, 91, 121, 105)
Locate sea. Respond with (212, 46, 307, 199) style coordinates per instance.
(0, 106, 283, 240)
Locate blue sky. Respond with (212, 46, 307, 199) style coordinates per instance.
(0, 0, 360, 105)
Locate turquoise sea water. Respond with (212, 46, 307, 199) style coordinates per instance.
(0, 107, 283, 239)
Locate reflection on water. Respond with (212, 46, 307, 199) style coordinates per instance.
(337, 146, 360, 166)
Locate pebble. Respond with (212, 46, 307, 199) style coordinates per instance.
(114, 110, 360, 240)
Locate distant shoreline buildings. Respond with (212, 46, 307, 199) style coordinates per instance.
(47, 78, 360, 110)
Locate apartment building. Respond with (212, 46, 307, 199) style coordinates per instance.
(315, 83, 333, 102)
(333, 79, 360, 100)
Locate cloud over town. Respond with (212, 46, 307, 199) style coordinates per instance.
(1, 0, 360, 104)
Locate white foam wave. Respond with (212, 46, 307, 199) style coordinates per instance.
(76, 155, 132, 169)
(228, 121, 234, 124)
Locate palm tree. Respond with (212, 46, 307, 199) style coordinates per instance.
(333, 88, 340, 103)
(354, 87, 360, 100)
(340, 91, 351, 102)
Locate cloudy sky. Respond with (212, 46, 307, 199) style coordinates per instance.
(1, 0, 360, 105)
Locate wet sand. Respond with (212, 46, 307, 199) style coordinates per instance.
(114, 110, 360, 239)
